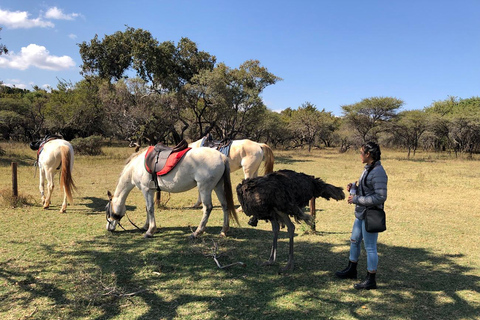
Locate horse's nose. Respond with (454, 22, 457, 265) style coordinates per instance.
(106, 220, 117, 231)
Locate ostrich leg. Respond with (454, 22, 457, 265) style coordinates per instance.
(263, 219, 280, 266)
(280, 215, 296, 273)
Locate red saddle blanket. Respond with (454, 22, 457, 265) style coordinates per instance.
(144, 145, 191, 176)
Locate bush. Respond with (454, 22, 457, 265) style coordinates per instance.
(0, 189, 35, 208)
(71, 135, 105, 155)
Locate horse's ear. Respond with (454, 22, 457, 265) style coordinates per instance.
(107, 191, 113, 200)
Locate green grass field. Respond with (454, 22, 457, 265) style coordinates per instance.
(0, 142, 479, 320)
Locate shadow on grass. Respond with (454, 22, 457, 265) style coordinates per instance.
(2, 225, 479, 319)
(78, 196, 137, 214)
(275, 156, 313, 165)
(0, 157, 35, 167)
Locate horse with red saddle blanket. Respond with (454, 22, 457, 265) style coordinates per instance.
(105, 140, 238, 238)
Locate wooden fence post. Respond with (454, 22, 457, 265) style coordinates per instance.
(310, 198, 316, 231)
(12, 162, 18, 198)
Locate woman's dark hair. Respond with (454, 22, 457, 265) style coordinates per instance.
(362, 141, 381, 161)
(362, 141, 382, 187)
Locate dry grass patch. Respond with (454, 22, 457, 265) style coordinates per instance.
(0, 142, 479, 319)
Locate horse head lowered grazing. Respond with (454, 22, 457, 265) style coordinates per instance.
(30, 136, 76, 213)
(105, 145, 238, 238)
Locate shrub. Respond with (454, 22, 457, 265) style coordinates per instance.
(71, 135, 105, 155)
(0, 189, 35, 208)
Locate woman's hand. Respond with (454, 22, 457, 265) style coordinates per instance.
(346, 183, 352, 193)
(347, 195, 354, 204)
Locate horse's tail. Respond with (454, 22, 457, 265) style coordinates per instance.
(60, 145, 76, 204)
(259, 143, 275, 174)
(222, 158, 240, 226)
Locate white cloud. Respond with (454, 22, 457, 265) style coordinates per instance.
(44, 7, 80, 21)
(0, 9, 54, 29)
(0, 44, 75, 71)
(68, 33, 78, 40)
(2, 79, 27, 89)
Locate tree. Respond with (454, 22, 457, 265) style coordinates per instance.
(0, 101, 28, 140)
(45, 79, 104, 139)
(79, 27, 216, 92)
(390, 110, 428, 158)
(288, 103, 320, 151)
(184, 60, 281, 140)
(0, 27, 7, 56)
(342, 96, 403, 143)
(449, 116, 480, 158)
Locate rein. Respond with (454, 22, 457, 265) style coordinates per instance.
(106, 201, 142, 232)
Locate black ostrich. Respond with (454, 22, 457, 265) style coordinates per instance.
(236, 169, 345, 273)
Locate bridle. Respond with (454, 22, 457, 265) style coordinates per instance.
(105, 200, 141, 231)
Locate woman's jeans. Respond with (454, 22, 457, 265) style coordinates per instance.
(349, 218, 378, 272)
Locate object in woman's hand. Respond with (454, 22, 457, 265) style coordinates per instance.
(350, 182, 357, 195)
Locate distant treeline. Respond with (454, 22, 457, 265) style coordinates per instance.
(1, 27, 480, 157)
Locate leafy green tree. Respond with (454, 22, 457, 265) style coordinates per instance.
(252, 110, 291, 147)
(79, 31, 133, 81)
(390, 110, 429, 158)
(0, 96, 31, 140)
(288, 103, 321, 151)
(79, 27, 216, 92)
(45, 80, 104, 139)
(424, 96, 480, 156)
(99, 78, 182, 145)
(286, 103, 339, 151)
(0, 27, 7, 56)
(184, 60, 281, 140)
(23, 87, 50, 140)
(342, 96, 403, 143)
(449, 116, 480, 158)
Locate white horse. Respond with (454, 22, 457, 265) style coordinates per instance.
(189, 138, 275, 207)
(105, 147, 238, 238)
(189, 138, 275, 178)
(33, 139, 76, 212)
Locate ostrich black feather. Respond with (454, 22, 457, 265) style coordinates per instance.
(236, 169, 345, 272)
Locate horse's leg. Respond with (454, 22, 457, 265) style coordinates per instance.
(191, 190, 213, 239)
(192, 191, 202, 208)
(39, 167, 46, 205)
(60, 185, 68, 213)
(213, 182, 230, 237)
(43, 169, 55, 209)
(237, 156, 263, 216)
(143, 190, 157, 237)
(241, 155, 263, 179)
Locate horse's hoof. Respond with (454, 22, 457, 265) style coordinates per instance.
(189, 233, 197, 240)
(43, 206, 49, 210)
(220, 232, 227, 237)
(144, 233, 154, 238)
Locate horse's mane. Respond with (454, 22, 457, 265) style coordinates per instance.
(125, 147, 148, 165)
(117, 147, 148, 179)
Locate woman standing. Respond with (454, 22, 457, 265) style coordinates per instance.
(335, 142, 388, 290)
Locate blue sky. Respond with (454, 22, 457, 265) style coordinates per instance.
(1, 1, 479, 116)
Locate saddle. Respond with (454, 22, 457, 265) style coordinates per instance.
(144, 140, 191, 190)
(30, 135, 64, 167)
(200, 136, 233, 156)
(30, 134, 63, 151)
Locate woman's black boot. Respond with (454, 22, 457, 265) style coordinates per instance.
(335, 261, 357, 279)
(354, 272, 377, 290)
